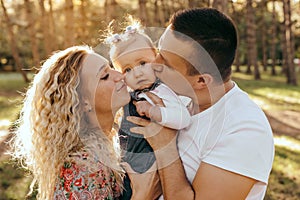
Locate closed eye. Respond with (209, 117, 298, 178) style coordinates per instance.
(100, 74, 109, 80)
(124, 68, 132, 73)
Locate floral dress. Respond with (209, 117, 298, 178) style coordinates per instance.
(54, 152, 121, 200)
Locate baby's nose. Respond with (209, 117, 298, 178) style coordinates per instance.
(133, 66, 143, 77)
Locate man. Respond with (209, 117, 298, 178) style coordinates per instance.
(128, 8, 274, 199)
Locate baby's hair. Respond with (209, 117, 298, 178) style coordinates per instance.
(103, 15, 155, 61)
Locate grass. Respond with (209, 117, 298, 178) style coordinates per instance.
(266, 135, 300, 199)
(0, 72, 30, 130)
(0, 155, 35, 200)
(0, 68, 299, 199)
(232, 67, 300, 112)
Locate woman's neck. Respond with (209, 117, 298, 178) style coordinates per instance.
(97, 112, 114, 136)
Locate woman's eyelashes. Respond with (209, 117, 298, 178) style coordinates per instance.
(109, 62, 114, 69)
(100, 73, 109, 80)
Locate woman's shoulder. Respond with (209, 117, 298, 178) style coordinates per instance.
(54, 151, 122, 199)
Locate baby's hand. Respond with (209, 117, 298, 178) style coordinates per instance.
(134, 100, 153, 118)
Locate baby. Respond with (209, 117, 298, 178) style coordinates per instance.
(106, 19, 191, 199)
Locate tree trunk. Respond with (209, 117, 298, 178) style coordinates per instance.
(39, 0, 52, 56)
(48, 0, 58, 50)
(104, 0, 117, 23)
(235, 48, 241, 72)
(161, 0, 169, 24)
(1, 0, 29, 82)
(78, 0, 88, 43)
(270, 0, 277, 75)
(189, 0, 209, 7)
(24, 0, 41, 69)
(230, 1, 240, 72)
(207, 0, 211, 7)
(283, 0, 297, 85)
(212, 0, 228, 14)
(154, 0, 165, 26)
(188, 0, 196, 7)
(139, 0, 148, 25)
(280, 22, 287, 75)
(246, 0, 260, 79)
(260, 0, 267, 71)
(64, 0, 75, 47)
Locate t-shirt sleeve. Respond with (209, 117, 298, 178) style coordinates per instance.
(202, 109, 274, 184)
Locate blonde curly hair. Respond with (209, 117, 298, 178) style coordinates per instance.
(10, 46, 123, 199)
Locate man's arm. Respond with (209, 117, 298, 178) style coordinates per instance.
(155, 142, 195, 199)
(192, 162, 256, 199)
(122, 162, 162, 200)
(128, 117, 257, 200)
(127, 116, 195, 199)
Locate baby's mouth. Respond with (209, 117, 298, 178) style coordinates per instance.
(137, 79, 146, 85)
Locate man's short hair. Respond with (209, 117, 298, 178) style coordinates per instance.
(169, 8, 238, 82)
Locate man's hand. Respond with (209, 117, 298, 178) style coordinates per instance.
(128, 91, 179, 168)
(127, 116, 177, 151)
(126, 116, 179, 170)
(129, 91, 175, 150)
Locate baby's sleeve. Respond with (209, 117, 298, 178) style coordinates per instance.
(152, 84, 192, 130)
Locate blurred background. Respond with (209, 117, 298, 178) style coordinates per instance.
(0, 0, 299, 199)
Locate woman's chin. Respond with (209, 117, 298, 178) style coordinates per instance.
(111, 93, 130, 113)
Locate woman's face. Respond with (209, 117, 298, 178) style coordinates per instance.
(81, 53, 130, 117)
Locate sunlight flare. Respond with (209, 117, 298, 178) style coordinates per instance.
(274, 135, 300, 152)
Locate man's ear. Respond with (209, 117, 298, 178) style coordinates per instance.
(192, 74, 213, 89)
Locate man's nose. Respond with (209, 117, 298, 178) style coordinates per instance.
(154, 53, 164, 64)
(113, 70, 124, 81)
(152, 54, 164, 72)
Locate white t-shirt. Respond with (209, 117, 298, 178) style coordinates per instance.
(138, 83, 192, 130)
(177, 83, 274, 199)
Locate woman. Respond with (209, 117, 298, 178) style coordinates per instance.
(10, 45, 130, 199)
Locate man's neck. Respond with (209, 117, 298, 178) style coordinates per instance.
(192, 80, 234, 114)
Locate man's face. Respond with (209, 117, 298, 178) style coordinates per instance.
(152, 27, 196, 97)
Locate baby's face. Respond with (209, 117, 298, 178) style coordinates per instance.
(114, 48, 157, 90)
